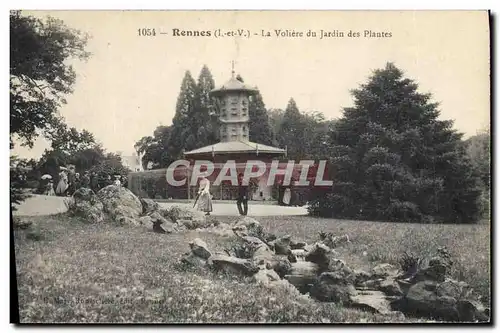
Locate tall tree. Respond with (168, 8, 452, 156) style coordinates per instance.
(248, 91, 274, 146)
(278, 98, 307, 160)
(168, 70, 198, 158)
(10, 11, 90, 148)
(194, 65, 218, 145)
(308, 63, 482, 224)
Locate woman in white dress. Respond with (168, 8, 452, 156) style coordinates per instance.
(55, 169, 69, 196)
(196, 176, 213, 215)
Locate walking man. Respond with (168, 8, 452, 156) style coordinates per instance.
(237, 173, 248, 216)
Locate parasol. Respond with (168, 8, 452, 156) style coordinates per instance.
(41, 174, 52, 180)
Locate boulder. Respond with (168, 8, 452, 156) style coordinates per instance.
(232, 216, 263, 237)
(252, 244, 275, 266)
(164, 205, 206, 228)
(181, 252, 207, 268)
(310, 271, 357, 303)
(190, 238, 212, 259)
(379, 278, 404, 297)
(72, 188, 105, 223)
(371, 263, 399, 279)
(413, 259, 448, 283)
(208, 255, 259, 276)
(353, 269, 372, 286)
(457, 299, 490, 322)
(350, 290, 393, 315)
(148, 211, 172, 225)
(396, 280, 460, 321)
(271, 257, 292, 278)
(253, 269, 281, 286)
(140, 198, 159, 214)
(13, 217, 33, 230)
(274, 235, 292, 255)
(97, 185, 142, 223)
(138, 215, 154, 229)
(305, 242, 331, 269)
(290, 240, 307, 250)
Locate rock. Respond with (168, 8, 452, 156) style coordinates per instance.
(71, 188, 105, 223)
(164, 205, 206, 228)
(148, 211, 171, 224)
(115, 215, 141, 226)
(208, 223, 233, 237)
(310, 271, 357, 303)
(414, 260, 448, 283)
(436, 279, 472, 300)
(13, 217, 33, 230)
(371, 263, 399, 279)
(97, 185, 142, 223)
(140, 198, 159, 214)
(353, 269, 372, 286)
(379, 278, 404, 296)
(138, 216, 154, 229)
(252, 244, 275, 266)
(264, 232, 277, 242)
(178, 219, 194, 229)
(350, 290, 393, 315)
(396, 280, 460, 321)
(290, 240, 307, 250)
(331, 234, 350, 248)
(457, 299, 490, 322)
(233, 216, 263, 237)
(181, 252, 207, 268)
(305, 242, 331, 269)
(271, 257, 292, 278)
(209, 255, 259, 276)
(253, 269, 281, 286)
(274, 235, 292, 255)
(190, 238, 212, 259)
(287, 251, 297, 263)
(153, 223, 170, 234)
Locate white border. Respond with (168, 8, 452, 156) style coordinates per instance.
(2, 1, 497, 333)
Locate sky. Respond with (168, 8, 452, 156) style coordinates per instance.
(11, 10, 490, 159)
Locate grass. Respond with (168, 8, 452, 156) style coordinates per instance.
(13, 213, 490, 323)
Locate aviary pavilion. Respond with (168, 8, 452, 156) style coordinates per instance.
(183, 69, 289, 201)
(129, 69, 310, 201)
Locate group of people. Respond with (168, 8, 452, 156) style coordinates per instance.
(194, 173, 250, 216)
(43, 167, 128, 196)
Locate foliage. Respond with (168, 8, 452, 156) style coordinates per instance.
(10, 10, 90, 148)
(277, 99, 308, 160)
(134, 126, 172, 169)
(88, 153, 130, 185)
(10, 155, 32, 210)
(465, 129, 490, 219)
(308, 63, 482, 224)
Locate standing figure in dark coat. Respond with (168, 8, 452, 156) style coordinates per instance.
(236, 173, 249, 216)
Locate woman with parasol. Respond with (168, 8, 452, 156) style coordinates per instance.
(195, 176, 213, 216)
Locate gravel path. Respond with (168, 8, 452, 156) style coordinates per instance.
(12, 195, 308, 217)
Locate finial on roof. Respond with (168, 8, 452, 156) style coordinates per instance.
(231, 60, 235, 78)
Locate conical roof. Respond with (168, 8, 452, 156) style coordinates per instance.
(210, 77, 258, 97)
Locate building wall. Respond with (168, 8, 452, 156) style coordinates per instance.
(219, 92, 250, 142)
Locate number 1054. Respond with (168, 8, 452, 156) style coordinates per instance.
(138, 28, 156, 36)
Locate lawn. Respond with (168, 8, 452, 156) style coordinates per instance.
(13, 213, 490, 323)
